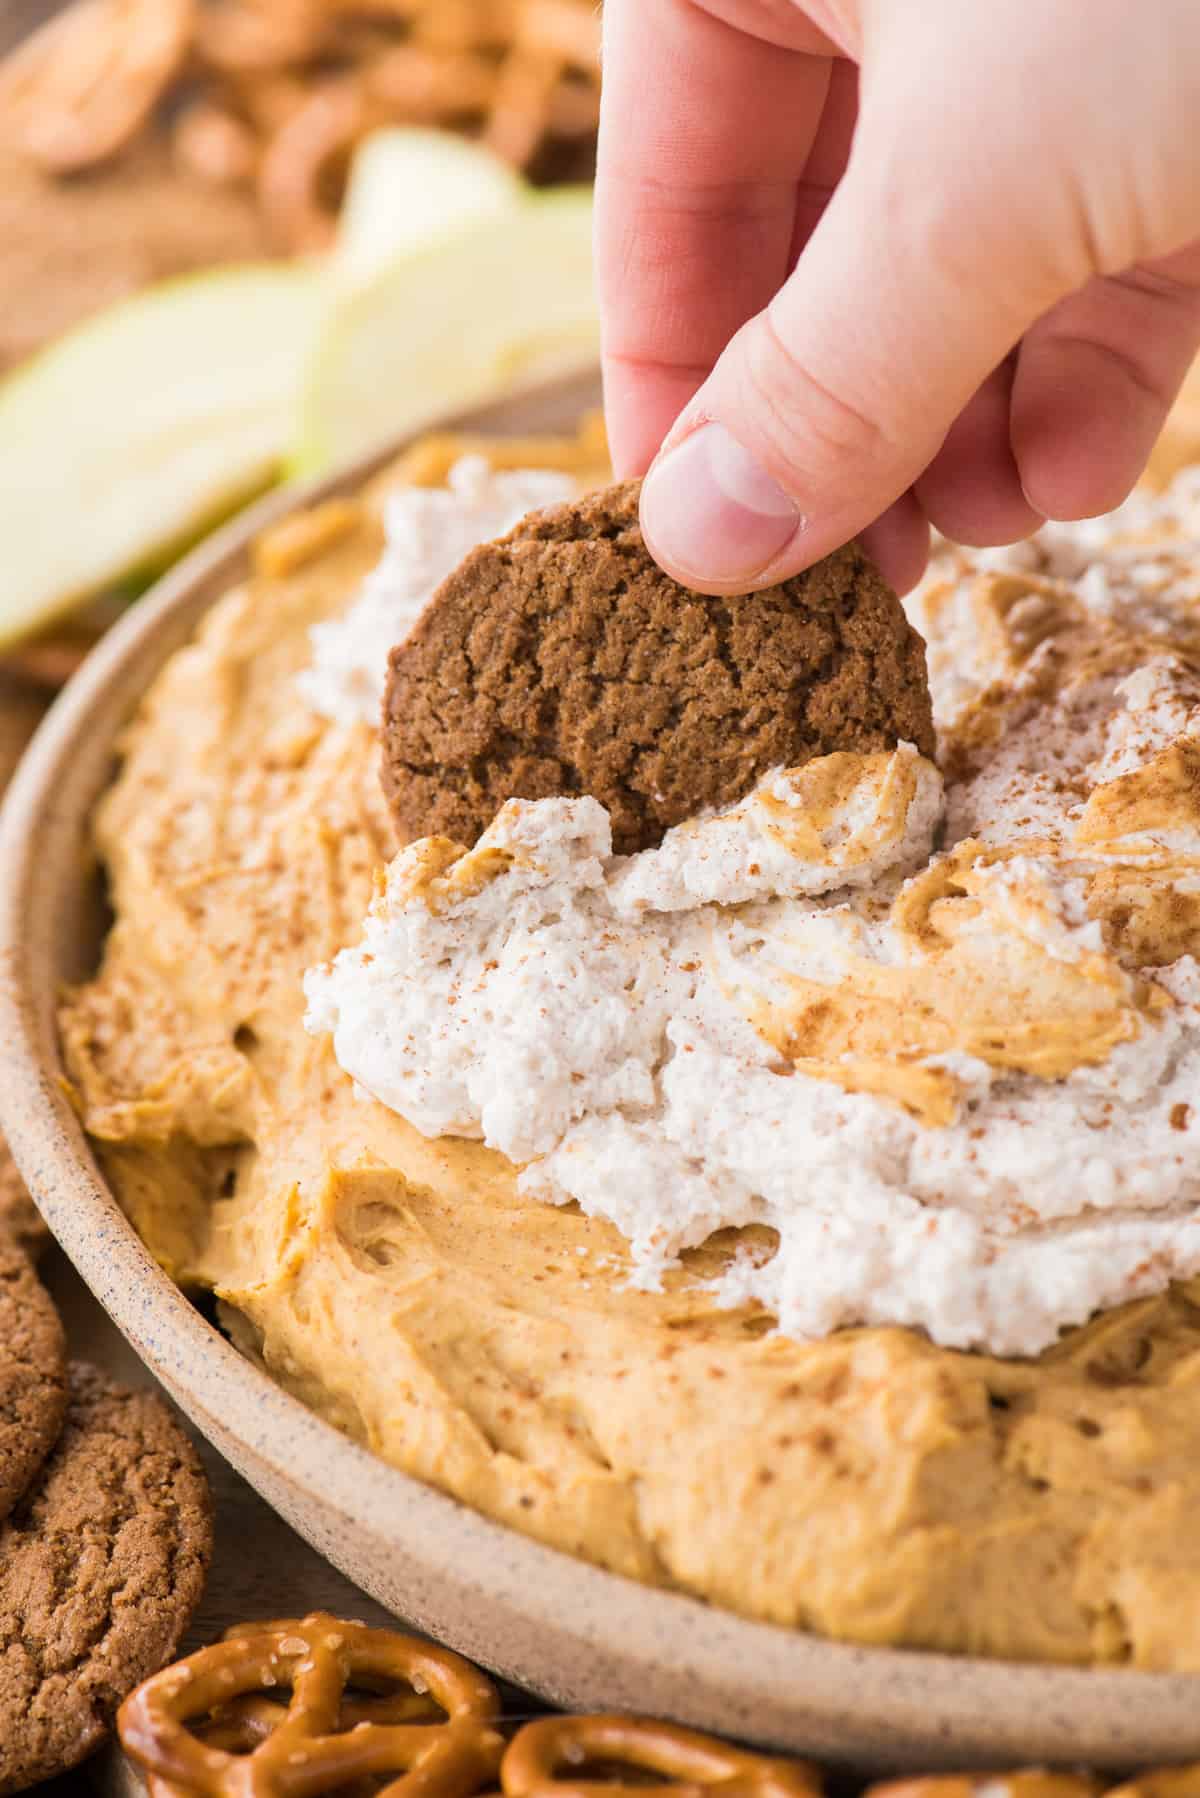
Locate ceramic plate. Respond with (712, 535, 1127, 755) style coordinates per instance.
(2, 370, 1197, 1773)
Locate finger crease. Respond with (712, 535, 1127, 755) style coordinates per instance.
(605, 349, 714, 381)
(759, 310, 894, 460)
(1040, 330, 1171, 410)
(1112, 265, 1200, 310)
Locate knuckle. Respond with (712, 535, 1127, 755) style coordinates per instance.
(1113, 261, 1200, 317)
(738, 311, 902, 484)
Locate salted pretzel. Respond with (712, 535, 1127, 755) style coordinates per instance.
(116, 1607, 1200, 1798)
(117, 1612, 506, 1798)
(0, 0, 192, 172)
(220, 1614, 444, 1725)
(500, 1715, 823, 1798)
(0, 0, 601, 248)
(172, 98, 261, 183)
(255, 75, 378, 249)
(194, 0, 329, 74)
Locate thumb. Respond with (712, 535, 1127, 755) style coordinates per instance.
(638, 75, 1074, 594)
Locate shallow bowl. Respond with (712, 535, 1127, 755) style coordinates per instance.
(1, 371, 1197, 1774)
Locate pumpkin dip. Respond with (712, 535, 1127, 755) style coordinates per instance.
(60, 415, 1200, 1670)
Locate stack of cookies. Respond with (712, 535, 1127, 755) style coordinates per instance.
(0, 1150, 214, 1795)
(0, 688, 214, 1793)
(0, 1290, 213, 1791)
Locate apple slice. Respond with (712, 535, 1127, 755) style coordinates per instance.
(0, 263, 320, 648)
(335, 127, 526, 290)
(295, 187, 597, 475)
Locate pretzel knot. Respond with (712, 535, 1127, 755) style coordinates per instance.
(500, 1715, 823, 1798)
(0, 0, 192, 172)
(117, 1612, 505, 1798)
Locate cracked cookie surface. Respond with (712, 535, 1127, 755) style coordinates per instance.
(0, 1362, 212, 1794)
(0, 1241, 65, 1531)
(382, 479, 934, 854)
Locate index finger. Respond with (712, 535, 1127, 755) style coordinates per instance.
(595, 0, 838, 474)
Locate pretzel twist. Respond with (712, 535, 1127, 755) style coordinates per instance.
(500, 1714, 823, 1798)
(172, 99, 260, 184)
(255, 76, 377, 249)
(221, 1613, 442, 1724)
(117, 1613, 505, 1798)
(116, 1610, 1200, 1798)
(0, 0, 192, 172)
(1, 0, 603, 241)
(193, 0, 328, 72)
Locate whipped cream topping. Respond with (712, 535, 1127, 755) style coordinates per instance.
(298, 457, 574, 725)
(971, 464, 1200, 629)
(304, 463, 1200, 1359)
(614, 747, 943, 912)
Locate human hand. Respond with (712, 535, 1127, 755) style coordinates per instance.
(595, 0, 1200, 594)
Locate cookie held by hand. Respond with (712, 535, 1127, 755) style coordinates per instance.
(382, 479, 934, 855)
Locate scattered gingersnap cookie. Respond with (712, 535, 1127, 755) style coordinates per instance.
(0, 1240, 66, 1532)
(382, 478, 935, 855)
(0, 1141, 48, 1259)
(0, 1362, 213, 1794)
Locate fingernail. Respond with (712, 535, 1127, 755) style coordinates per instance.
(640, 423, 804, 587)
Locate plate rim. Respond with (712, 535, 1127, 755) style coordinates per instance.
(1, 367, 1198, 1772)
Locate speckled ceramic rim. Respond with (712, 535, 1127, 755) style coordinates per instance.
(1, 369, 1197, 1775)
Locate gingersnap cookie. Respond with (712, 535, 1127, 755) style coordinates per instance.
(0, 1362, 212, 1794)
(0, 1141, 48, 1258)
(0, 1240, 66, 1532)
(382, 478, 935, 855)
